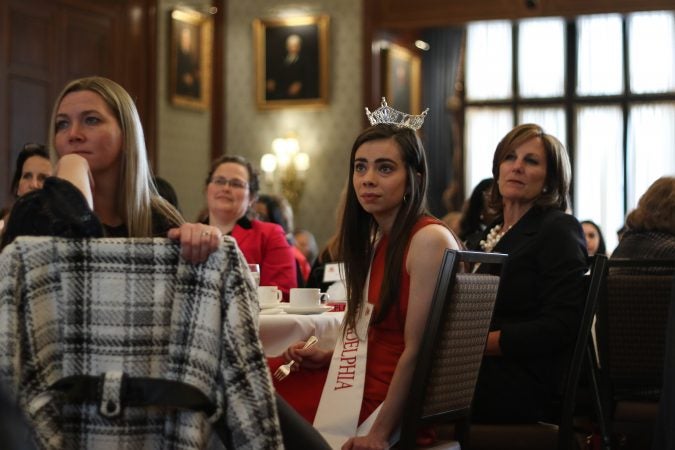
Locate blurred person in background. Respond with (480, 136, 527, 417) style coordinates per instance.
(459, 177, 496, 250)
(10, 144, 53, 199)
(255, 193, 311, 287)
(581, 220, 607, 257)
(204, 156, 297, 296)
(611, 176, 675, 260)
(1, 144, 54, 239)
(293, 228, 318, 266)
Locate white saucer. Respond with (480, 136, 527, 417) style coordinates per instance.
(282, 305, 334, 315)
(259, 307, 283, 315)
(260, 302, 281, 310)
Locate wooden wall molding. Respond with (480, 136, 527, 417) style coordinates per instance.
(371, 0, 675, 28)
(0, 0, 157, 206)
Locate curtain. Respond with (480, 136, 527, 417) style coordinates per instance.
(421, 27, 464, 217)
(627, 103, 675, 207)
(577, 14, 623, 96)
(518, 18, 565, 98)
(575, 106, 624, 253)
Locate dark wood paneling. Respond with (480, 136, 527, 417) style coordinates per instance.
(0, 0, 157, 206)
(9, 8, 52, 72)
(126, 0, 158, 165)
(59, 8, 117, 81)
(9, 77, 50, 163)
(372, 0, 675, 28)
(1, 0, 56, 205)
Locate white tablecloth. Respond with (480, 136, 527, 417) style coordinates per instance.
(258, 311, 345, 357)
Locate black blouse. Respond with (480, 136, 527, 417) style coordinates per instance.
(1, 177, 175, 250)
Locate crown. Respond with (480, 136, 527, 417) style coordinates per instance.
(365, 97, 429, 131)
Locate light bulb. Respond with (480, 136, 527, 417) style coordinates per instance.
(294, 152, 310, 171)
(260, 154, 277, 173)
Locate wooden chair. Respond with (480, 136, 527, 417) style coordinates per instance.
(395, 250, 508, 450)
(595, 258, 675, 449)
(469, 254, 609, 450)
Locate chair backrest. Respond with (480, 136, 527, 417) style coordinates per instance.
(457, 255, 608, 450)
(597, 259, 675, 400)
(0, 236, 282, 449)
(556, 254, 608, 449)
(397, 250, 507, 449)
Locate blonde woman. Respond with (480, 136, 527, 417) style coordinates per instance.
(1, 76, 219, 259)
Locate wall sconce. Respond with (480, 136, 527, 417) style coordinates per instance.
(260, 133, 310, 212)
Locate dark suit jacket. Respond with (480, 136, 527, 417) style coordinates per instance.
(473, 206, 588, 422)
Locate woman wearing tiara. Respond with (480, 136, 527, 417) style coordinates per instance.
(269, 99, 461, 449)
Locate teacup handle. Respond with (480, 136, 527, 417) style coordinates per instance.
(319, 292, 330, 304)
(275, 290, 282, 302)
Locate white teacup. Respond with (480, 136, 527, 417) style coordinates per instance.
(290, 288, 330, 307)
(258, 286, 281, 305)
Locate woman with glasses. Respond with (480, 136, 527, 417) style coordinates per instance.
(204, 155, 297, 297)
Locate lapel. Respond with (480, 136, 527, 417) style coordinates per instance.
(493, 207, 544, 254)
(230, 217, 254, 247)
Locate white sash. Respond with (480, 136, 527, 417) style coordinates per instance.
(314, 275, 374, 448)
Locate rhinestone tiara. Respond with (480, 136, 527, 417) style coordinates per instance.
(365, 97, 429, 131)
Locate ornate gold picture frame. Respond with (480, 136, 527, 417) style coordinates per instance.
(169, 8, 213, 110)
(253, 14, 330, 110)
(381, 43, 421, 114)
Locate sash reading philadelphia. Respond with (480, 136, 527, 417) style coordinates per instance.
(313, 298, 373, 448)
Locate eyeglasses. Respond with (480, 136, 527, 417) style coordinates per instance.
(210, 176, 249, 190)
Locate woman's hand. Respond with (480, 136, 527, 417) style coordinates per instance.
(341, 432, 389, 450)
(485, 330, 502, 356)
(282, 340, 332, 370)
(167, 223, 222, 263)
(55, 154, 94, 209)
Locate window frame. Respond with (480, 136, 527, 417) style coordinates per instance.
(459, 14, 675, 217)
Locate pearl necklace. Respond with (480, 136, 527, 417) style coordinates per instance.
(480, 223, 510, 253)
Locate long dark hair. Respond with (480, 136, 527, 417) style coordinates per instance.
(10, 143, 50, 197)
(581, 220, 607, 256)
(339, 124, 430, 333)
(459, 177, 493, 240)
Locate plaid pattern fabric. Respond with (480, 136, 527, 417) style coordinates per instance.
(0, 236, 282, 449)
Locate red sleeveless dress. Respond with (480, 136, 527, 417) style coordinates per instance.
(270, 216, 442, 424)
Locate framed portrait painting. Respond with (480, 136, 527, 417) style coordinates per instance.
(169, 8, 213, 110)
(253, 14, 330, 110)
(381, 43, 421, 114)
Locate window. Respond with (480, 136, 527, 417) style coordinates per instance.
(463, 11, 675, 252)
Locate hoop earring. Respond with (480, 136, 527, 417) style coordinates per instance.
(403, 193, 408, 203)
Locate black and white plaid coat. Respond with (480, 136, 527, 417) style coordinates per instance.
(0, 236, 282, 449)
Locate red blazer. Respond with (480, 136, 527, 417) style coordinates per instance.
(231, 217, 297, 297)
